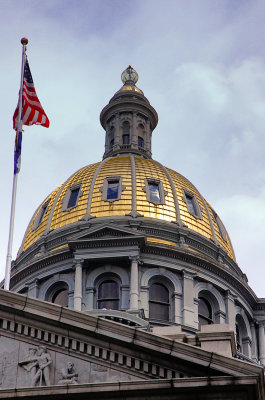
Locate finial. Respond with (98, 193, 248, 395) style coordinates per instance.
(21, 37, 28, 45)
(121, 65, 138, 85)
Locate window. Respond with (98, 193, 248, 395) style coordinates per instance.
(211, 208, 226, 241)
(67, 188, 80, 208)
(97, 280, 119, 310)
(122, 134, 130, 145)
(143, 178, 167, 205)
(45, 282, 69, 307)
(198, 297, 213, 327)
(236, 323, 241, 352)
(138, 136, 144, 148)
(32, 201, 50, 230)
(183, 191, 201, 218)
(149, 283, 169, 322)
(100, 176, 125, 202)
(52, 288, 68, 307)
(149, 182, 161, 203)
(62, 184, 82, 211)
(107, 180, 119, 200)
(122, 121, 130, 145)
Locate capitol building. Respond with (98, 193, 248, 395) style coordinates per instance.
(0, 66, 264, 399)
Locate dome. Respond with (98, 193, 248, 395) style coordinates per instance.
(20, 155, 234, 260)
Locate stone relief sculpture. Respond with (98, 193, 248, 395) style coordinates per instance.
(19, 345, 52, 386)
(58, 362, 78, 385)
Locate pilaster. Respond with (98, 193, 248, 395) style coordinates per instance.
(73, 259, 83, 311)
(182, 269, 196, 329)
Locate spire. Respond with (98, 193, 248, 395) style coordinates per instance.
(100, 66, 158, 159)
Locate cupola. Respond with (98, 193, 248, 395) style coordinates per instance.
(100, 66, 158, 159)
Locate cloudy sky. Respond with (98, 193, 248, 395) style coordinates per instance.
(0, 0, 265, 296)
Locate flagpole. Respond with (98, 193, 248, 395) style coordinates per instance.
(4, 38, 28, 290)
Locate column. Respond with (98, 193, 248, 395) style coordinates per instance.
(74, 259, 83, 311)
(225, 290, 236, 331)
(250, 322, 258, 363)
(113, 113, 120, 149)
(258, 323, 265, 365)
(182, 270, 196, 328)
(146, 120, 151, 156)
(129, 256, 139, 310)
(27, 279, 39, 298)
(131, 112, 138, 148)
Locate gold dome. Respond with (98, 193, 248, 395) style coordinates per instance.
(20, 155, 235, 260)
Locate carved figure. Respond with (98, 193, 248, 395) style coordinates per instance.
(19, 345, 52, 386)
(58, 362, 78, 384)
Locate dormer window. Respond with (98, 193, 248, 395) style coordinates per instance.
(67, 188, 80, 208)
(143, 178, 167, 205)
(62, 184, 82, 211)
(149, 182, 161, 203)
(211, 208, 226, 241)
(100, 176, 126, 202)
(183, 191, 202, 218)
(107, 180, 119, 200)
(32, 200, 50, 230)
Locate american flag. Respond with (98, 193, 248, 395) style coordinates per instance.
(13, 57, 49, 130)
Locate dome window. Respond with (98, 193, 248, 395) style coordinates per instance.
(122, 134, 130, 145)
(107, 180, 119, 200)
(62, 184, 82, 211)
(183, 191, 202, 218)
(143, 178, 167, 205)
(149, 283, 170, 322)
(211, 208, 227, 241)
(32, 200, 50, 230)
(138, 136, 144, 148)
(97, 280, 119, 310)
(100, 176, 126, 202)
(122, 121, 130, 145)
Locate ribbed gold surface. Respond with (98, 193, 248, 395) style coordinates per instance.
(21, 156, 235, 261)
(50, 162, 99, 231)
(23, 185, 63, 251)
(135, 157, 176, 221)
(166, 168, 213, 240)
(90, 157, 132, 217)
(206, 200, 234, 259)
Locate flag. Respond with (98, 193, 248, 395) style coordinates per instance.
(14, 131, 22, 174)
(13, 57, 49, 130)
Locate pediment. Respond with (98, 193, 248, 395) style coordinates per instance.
(0, 290, 263, 392)
(68, 223, 145, 244)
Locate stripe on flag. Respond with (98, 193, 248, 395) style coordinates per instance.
(13, 58, 49, 130)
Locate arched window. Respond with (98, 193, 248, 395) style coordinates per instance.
(198, 297, 213, 327)
(122, 121, 130, 145)
(149, 283, 169, 322)
(45, 282, 69, 307)
(52, 288, 69, 307)
(236, 322, 241, 352)
(97, 280, 119, 310)
(235, 314, 250, 356)
(137, 124, 144, 148)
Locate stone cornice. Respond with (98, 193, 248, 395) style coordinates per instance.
(0, 289, 263, 382)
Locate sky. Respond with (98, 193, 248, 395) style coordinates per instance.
(0, 0, 265, 296)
